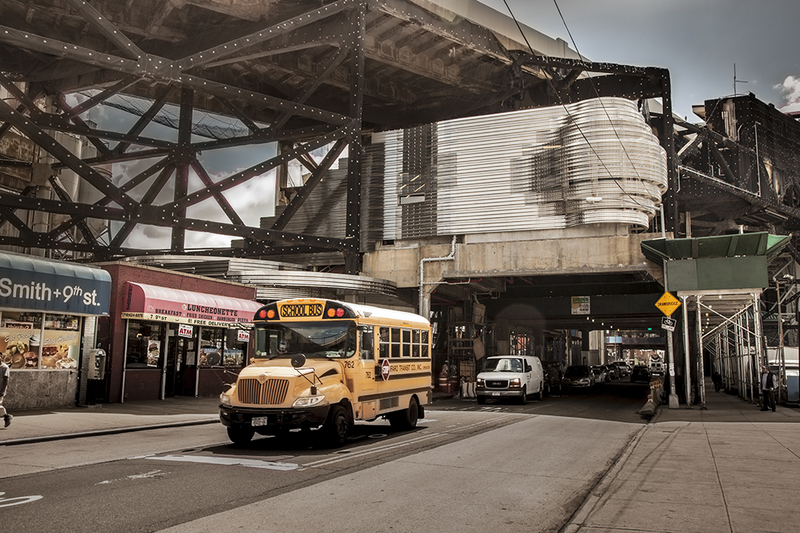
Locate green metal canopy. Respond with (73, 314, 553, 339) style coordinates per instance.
(641, 233, 791, 292)
(641, 232, 790, 264)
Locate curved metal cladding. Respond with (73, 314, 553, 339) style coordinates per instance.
(375, 97, 667, 238)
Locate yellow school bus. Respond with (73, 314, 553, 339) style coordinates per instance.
(219, 298, 432, 446)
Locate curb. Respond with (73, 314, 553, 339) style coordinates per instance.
(0, 418, 219, 446)
(561, 424, 649, 533)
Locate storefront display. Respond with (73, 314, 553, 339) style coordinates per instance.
(0, 252, 111, 410)
(117, 280, 260, 401)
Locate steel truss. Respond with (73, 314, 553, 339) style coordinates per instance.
(0, 0, 675, 272)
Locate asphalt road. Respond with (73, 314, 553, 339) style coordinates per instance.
(0, 381, 651, 533)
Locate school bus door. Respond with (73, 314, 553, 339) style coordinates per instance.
(357, 325, 377, 419)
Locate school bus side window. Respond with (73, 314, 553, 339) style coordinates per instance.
(422, 330, 429, 357)
(402, 328, 411, 357)
(379, 327, 389, 359)
(391, 327, 401, 358)
(360, 326, 374, 360)
(412, 329, 421, 357)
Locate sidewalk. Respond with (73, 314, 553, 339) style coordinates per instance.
(0, 396, 221, 445)
(566, 385, 800, 533)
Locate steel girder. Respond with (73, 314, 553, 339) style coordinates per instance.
(0, 0, 678, 268)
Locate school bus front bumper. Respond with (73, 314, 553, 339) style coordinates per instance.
(219, 404, 331, 430)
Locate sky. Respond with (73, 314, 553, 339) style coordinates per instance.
(477, 0, 800, 120)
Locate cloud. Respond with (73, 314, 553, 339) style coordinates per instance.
(776, 75, 800, 113)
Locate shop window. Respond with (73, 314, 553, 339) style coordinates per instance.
(200, 328, 224, 367)
(0, 311, 40, 369)
(125, 321, 164, 368)
(223, 328, 247, 367)
(42, 314, 81, 369)
(0, 311, 81, 370)
(199, 328, 246, 367)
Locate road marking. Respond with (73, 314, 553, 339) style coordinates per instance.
(146, 455, 300, 471)
(0, 492, 43, 508)
(97, 469, 168, 485)
(446, 415, 517, 433)
(305, 432, 444, 468)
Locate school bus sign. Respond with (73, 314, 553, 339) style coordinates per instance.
(655, 292, 681, 317)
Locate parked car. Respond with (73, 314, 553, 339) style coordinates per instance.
(561, 365, 595, 388)
(611, 361, 631, 377)
(542, 361, 563, 393)
(476, 355, 545, 404)
(631, 365, 651, 383)
(604, 364, 619, 380)
(591, 365, 609, 384)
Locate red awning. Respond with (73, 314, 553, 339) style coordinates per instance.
(121, 282, 260, 328)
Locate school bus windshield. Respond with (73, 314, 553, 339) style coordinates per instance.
(253, 321, 356, 359)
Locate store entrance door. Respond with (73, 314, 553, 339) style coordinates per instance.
(165, 336, 187, 397)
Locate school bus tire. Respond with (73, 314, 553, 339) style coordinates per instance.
(323, 404, 350, 447)
(227, 425, 254, 445)
(390, 396, 419, 430)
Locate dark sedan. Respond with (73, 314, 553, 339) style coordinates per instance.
(630, 365, 651, 383)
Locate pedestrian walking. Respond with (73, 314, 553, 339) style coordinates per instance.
(0, 359, 12, 427)
(760, 365, 776, 412)
(712, 370, 722, 392)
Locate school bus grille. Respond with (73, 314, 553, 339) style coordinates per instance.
(237, 378, 289, 405)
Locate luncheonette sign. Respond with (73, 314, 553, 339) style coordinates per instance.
(121, 282, 260, 328)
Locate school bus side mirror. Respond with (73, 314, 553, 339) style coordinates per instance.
(291, 354, 306, 368)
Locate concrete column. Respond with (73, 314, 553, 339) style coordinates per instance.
(495, 320, 509, 355)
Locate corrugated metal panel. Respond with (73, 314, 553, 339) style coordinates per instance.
(380, 97, 666, 238)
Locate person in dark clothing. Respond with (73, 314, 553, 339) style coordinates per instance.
(712, 370, 722, 392)
(0, 360, 11, 427)
(760, 365, 776, 412)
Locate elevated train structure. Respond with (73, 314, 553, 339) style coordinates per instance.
(1, 0, 799, 405)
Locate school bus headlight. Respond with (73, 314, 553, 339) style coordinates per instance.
(293, 395, 327, 408)
(220, 390, 233, 407)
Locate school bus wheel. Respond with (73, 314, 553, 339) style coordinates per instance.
(389, 396, 420, 430)
(323, 404, 351, 447)
(227, 425, 255, 445)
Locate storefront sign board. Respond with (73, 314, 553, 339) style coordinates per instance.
(122, 282, 260, 328)
(0, 253, 111, 315)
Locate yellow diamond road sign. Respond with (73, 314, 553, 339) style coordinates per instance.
(655, 292, 681, 317)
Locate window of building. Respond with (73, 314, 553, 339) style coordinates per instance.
(0, 311, 81, 370)
(200, 328, 224, 367)
(125, 321, 164, 368)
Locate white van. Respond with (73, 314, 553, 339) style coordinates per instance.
(476, 355, 545, 404)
